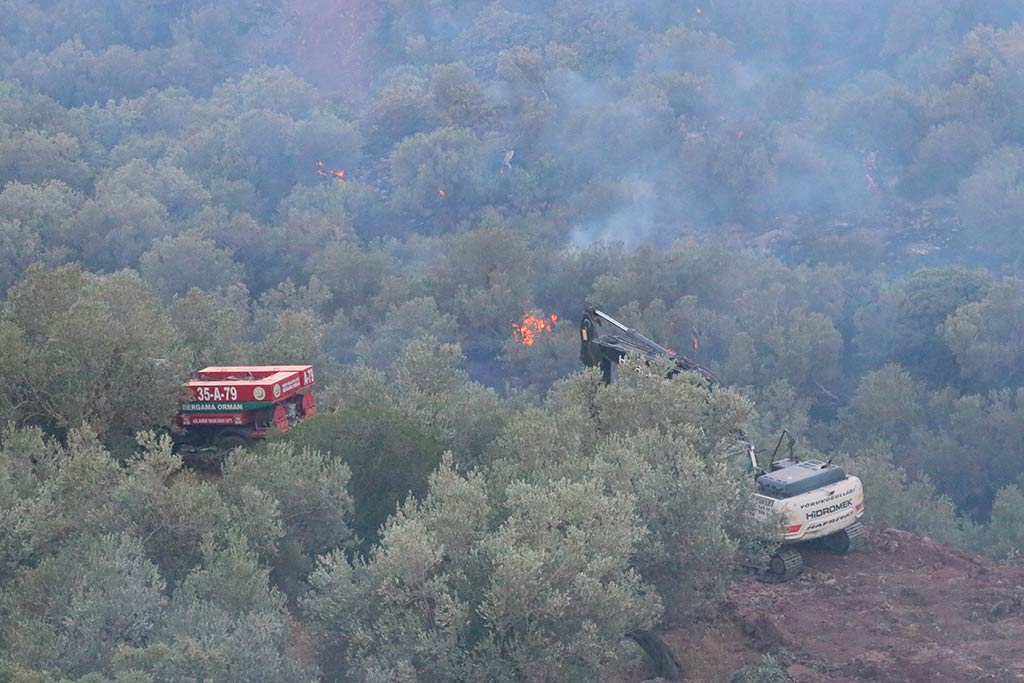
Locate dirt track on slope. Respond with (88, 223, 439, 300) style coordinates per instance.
(665, 526, 1024, 682)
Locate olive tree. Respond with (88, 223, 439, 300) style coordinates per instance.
(303, 455, 487, 682)
(114, 533, 314, 683)
(0, 266, 187, 450)
(0, 533, 166, 678)
(473, 478, 660, 683)
(941, 277, 1024, 389)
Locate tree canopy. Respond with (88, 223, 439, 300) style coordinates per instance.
(3, 1, 1024, 680)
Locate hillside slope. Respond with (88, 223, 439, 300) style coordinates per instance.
(665, 526, 1024, 682)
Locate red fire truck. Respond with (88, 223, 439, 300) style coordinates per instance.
(173, 365, 316, 453)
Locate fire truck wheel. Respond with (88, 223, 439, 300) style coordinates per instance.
(213, 430, 254, 453)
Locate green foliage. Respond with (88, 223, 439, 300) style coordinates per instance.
(101, 161, 209, 219)
(0, 180, 82, 289)
(355, 297, 460, 372)
(906, 121, 994, 197)
(308, 241, 395, 313)
(0, 266, 187, 448)
(67, 186, 173, 272)
(394, 336, 508, 466)
(592, 356, 752, 449)
(724, 308, 844, 393)
(5, 2, 1024, 680)
(246, 309, 326, 365)
(839, 362, 1024, 518)
(489, 363, 762, 625)
(837, 364, 931, 449)
(0, 124, 90, 190)
(0, 533, 166, 678)
(0, 660, 58, 683)
(941, 277, 1024, 388)
(387, 126, 495, 228)
(213, 67, 319, 119)
(0, 425, 122, 569)
(362, 66, 437, 152)
(140, 231, 244, 301)
(979, 484, 1024, 562)
(223, 443, 354, 557)
(430, 63, 494, 130)
(169, 288, 246, 369)
(501, 325, 581, 393)
(221, 442, 355, 598)
(281, 404, 443, 545)
(115, 533, 313, 683)
(846, 449, 965, 547)
(486, 400, 598, 494)
(745, 380, 811, 444)
(0, 424, 316, 681)
(588, 430, 758, 618)
(730, 654, 791, 683)
(302, 458, 482, 681)
(854, 267, 991, 382)
(115, 435, 258, 585)
(915, 390, 1024, 518)
(839, 367, 1024, 520)
(305, 460, 659, 683)
(476, 478, 660, 682)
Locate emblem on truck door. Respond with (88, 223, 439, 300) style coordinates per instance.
(253, 387, 266, 400)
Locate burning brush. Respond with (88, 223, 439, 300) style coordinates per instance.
(512, 313, 559, 346)
(315, 160, 345, 183)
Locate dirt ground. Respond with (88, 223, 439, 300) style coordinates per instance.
(661, 526, 1024, 682)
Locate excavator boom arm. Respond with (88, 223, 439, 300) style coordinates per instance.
(579, 306, 716, 384)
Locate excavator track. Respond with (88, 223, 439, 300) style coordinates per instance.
(758, 547, 804, 583)
(825, 521, 866, 555)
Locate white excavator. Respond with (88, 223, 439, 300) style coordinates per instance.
(579, 306, 866, 581)
(747, 431, 865, 580)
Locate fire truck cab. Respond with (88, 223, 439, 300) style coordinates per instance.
(173, 365, 316, 453)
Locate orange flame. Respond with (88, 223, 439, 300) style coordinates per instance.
(513, 313, 559, 346)
(315, 161, 345, 183)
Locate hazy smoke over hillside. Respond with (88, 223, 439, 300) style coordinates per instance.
(3, 1, 1022, 272)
